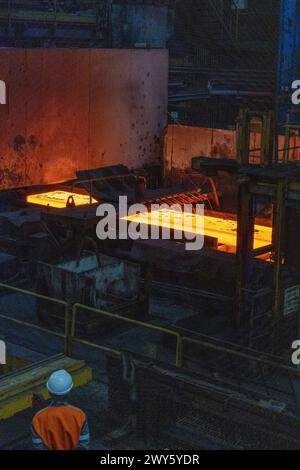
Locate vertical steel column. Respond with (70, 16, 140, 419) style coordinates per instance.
(277, 0, 299, 131)
(277, 0, 298, 91)
(235, 175, 254, 331)
(261, 111, 275, 166)
(273, 178, 286, 333)
(236, 109, 251, 166)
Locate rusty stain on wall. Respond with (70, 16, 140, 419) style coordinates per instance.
(164, 125, 237, 173)
(165, 124, 300, 174)
(0, 49, 168, 190)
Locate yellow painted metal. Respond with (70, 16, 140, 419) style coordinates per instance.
(181, 336, 300, 373)
(71, 303, 183, 367)
(0, 282, 184, 367)
(0, 313, 65, 338)
(288, 182, 300, 192)
(0, 355, 92, 418)
(0, 362, 92, 421)
(70, 337, 121, 359)
(0, 285, 94, 421)
(0, 9, 97, 25)
(0, 282, 183, 365)
(0, 282, 69, 354)
(0, 356, 80, 400)
(0, 282, 66, 306)
(2, 355, 30, 375)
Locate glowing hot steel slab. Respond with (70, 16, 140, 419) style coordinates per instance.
(122, 209, 273, 253)
(27, 190, 97, 208)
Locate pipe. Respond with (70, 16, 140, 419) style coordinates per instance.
(208, 89, 273, 97)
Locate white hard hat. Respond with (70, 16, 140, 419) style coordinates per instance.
(47, 369, 74, 396)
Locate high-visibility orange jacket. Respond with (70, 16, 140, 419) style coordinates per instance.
(31, 402, 90, 451)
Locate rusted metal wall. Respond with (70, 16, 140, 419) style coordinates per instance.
(0, 48, 168, 189)
(164, 125, 237, 172)
(165, 125, 300, 173)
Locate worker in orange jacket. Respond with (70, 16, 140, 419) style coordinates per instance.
(31, 369, 90, 450)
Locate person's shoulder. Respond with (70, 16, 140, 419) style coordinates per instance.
(32, 405, 52, 422)
(67, 404, 87, 420)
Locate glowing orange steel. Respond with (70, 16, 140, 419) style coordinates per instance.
(122, 209, 273, 253)
(27, 190, 97, 208)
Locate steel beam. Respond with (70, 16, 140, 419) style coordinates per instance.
(235, 176, 254, 331)
(277, 0, 300, 128)
(273, 179, 286, 335)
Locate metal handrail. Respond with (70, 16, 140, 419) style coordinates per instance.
(69, 336, 121, 359)
(0, 313, 65, 338)
(71, 303, 183, 367)
(181, 336, 300, 403)
(182, 336, 298, 374)
(1, 282, 299, 403)
(0, 282, 69, 354)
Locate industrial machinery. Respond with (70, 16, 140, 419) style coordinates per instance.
(35, 254, 141, 331)
(1, 1, 300, 451)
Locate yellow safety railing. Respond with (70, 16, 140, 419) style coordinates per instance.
(69, 335, 121, 359)
(0, 283, 183, 367)
(2, 281, 300, 404)
(70, 303, 183, 367)
(0, 282, 70, 355)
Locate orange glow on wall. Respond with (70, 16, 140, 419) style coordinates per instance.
(122, 209, 273, 253)
(27, 190, 97, 208)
